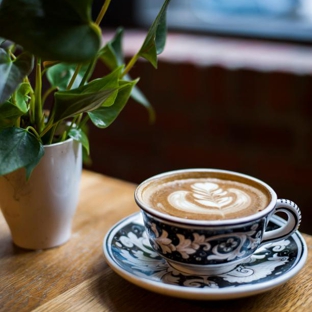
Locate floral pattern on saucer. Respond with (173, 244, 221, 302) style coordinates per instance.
(103, 213, 307, 299)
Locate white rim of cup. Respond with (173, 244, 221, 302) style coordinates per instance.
(134, 168, 278, 226)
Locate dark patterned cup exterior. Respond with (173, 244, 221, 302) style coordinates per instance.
(135, 169, 301, 272)
(141, 211, 266, 267)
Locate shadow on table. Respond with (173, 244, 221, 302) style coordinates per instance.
(92, 268, 290, 312)
(0, 234, 37, 255)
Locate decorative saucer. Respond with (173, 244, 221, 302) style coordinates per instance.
(103, 212, 307, 300)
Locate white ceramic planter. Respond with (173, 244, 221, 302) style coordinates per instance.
(0, 138, 82, 249)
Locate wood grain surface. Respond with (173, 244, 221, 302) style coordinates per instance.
(0, 170, 311, 312)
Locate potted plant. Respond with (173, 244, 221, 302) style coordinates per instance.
(0, 0, 171, 249)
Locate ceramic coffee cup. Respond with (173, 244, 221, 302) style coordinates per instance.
(134, 169, 301, 274)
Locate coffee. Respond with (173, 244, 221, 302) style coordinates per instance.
(140, 172, 271, 220)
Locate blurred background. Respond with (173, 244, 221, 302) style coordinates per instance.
(90, 0, 312, 234)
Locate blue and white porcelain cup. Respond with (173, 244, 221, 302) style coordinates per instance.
(134, 169, 301, 274)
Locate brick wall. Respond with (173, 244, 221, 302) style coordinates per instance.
(87, 33, 312, 234)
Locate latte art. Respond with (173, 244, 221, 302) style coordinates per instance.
(147, 178, 270, 220)
(168, 182, 252, 217)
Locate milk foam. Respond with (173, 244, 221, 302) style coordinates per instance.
(147, 178, 269, 220)
(167, 182, 252, 218)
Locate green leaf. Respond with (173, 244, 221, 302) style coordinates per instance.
(99, 27, 124, 70)
(46, 63, 89, 91)
(0, 49, 33, 103)
(53, 89, 118, 123)
(0, 101, 25, 129)
(25, 142, 44, 179)
(88, 80, 137, 129)
(0, 127, 44, 177)
(131, 86, 155, 123)
(0, 0, 101, 62)
(99, 29, 155, 122)
(52, 67, 123, 123)
(68, 127, 89, 155)
(15, 82, 31, 113)
(138, 0, 170, 68)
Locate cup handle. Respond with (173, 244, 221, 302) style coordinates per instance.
(262, 199, 301, 243)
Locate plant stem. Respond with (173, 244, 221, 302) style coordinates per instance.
(42, 86, 57, 106)
(48, 123, 58, 144)
(22, 73, 36, 125)
(29, 90, 36, 125)
(16, 117, 20, 128)
(76, 113, 83, 126)
(79, 59, 95, 87)
(60, 131, 67, 142)
(35, 59, 43, 131)
(95, 0, 111, 25)
(65, 0, 112, 91)
(39, 113, 54, 138)
(26, 126, 41, 140)
(67, 64, 82, 90)
(79, 0, 112, 87)
(121, 53, 139, 78)
(79, 115, 90, 129)
(9, 50, 16, 60)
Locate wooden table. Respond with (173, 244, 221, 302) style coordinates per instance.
(0, 170, 311, 312)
